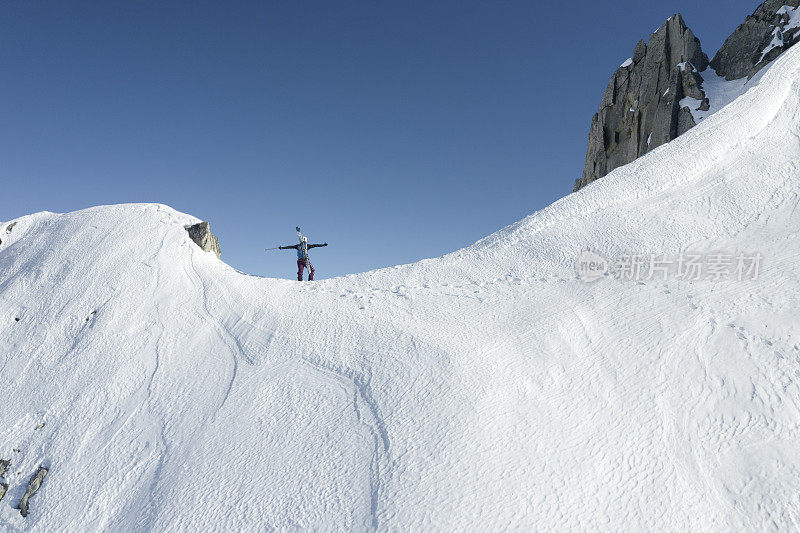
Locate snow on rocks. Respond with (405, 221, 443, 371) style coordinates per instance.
(679, 63, 771, 123)
(710, 0, 800, 80)
(761, 5, 800, 61)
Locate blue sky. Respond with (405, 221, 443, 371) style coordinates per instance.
(1, 1, 763, 279)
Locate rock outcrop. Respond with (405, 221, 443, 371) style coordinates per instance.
(185, 221, 221, 259)
(17, 465, 47, 517)
(0, 459, 9, 503)
(711, 0, 800, 80)
(574, 15, 709, 192)
(0, 222, 16, 247)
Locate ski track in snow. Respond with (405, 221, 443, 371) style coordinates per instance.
(1, 43, 800, 533)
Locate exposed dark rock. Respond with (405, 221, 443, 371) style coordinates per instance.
(575, 14, 709, 191)
(2, 222, 17, 246)
(0, 459, 8, 504)
(677, 106, 697, 137)
(17, 466, 47, 517)
(633, 40, 647, 63)
(711, 0, 800, 80)
(185, 221, 222, 259)
(680, 64, 706, 100)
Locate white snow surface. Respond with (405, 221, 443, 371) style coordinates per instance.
(681, 62, 771, 123)
(2, 45, 800, 533)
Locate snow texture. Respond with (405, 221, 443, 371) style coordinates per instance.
(620, 57, 633, 68)
(2, 40, 800, 533)
(681, 62, 771, 123)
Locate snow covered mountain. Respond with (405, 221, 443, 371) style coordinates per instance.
(2, 33, 800, 533)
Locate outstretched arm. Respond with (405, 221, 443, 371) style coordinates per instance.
(308, 242, 328, 249)
(278, 244, 300, 250)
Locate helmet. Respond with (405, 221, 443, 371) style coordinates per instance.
(301, 236, 307, 243)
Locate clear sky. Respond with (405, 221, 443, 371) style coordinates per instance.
(1, 0, 763, 279)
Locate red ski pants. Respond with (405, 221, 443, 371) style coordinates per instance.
(297, 259, 314, 281)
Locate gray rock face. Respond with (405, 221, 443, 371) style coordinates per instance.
(575, 14, 709, 192)
(0, 458, 8, 503)
(17, 466, 47, 517)
(711, 0, 800, 80)
(186, 221, 221, 259)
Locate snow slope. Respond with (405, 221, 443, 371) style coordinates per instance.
(681, 63, 771, 123)
(1, 46, 800, 532)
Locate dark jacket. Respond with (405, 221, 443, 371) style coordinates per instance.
(279, 242, 328, 260)
(278, 243, 327, 250)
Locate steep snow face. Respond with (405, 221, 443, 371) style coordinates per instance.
(2, 49, 800, 533)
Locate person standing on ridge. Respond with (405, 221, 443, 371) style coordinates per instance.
(279, 236, 328, 281)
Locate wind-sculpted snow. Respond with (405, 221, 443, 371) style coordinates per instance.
(2, 48, 800, 532)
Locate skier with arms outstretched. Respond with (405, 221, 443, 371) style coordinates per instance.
(279, 233, 328, 281)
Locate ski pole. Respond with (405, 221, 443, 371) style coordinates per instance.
(265, 246, 281, 251)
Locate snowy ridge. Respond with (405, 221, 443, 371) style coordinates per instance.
(1, 45, 800, 532)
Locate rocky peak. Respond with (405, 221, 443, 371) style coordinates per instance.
(574, 1, 800, 193)
(186, 221, 222, 259)
(574, 14, 709, 192)
(711, 0, 800, 80)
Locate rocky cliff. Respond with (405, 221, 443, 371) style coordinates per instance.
(575, 0, 800, 192)
(186, 221, 222, 259)
(711, 0, 800, 80)
(574, 15, 708, 192)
